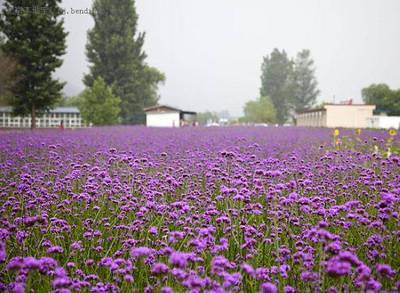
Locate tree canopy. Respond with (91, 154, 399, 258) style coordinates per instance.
(0, 36, 19, 103)
(0, 0, 67, 128)
(258, 48, 320, 123)
(79, 77, 121, 126)
(260, 49, 292, 123)
(84, 0, 164, 124)
(243, 96, 277, 124)
(362, 84, 400, 116)
(289, 49, 319, 113)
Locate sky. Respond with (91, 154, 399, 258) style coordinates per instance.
(56, 0, 400, 117)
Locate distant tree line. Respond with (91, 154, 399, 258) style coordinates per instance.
(0, 0, 164, 128)
(362, 84, 400, 116)
(243, 48, 320, 124)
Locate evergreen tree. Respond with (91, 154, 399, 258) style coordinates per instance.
(0, 35, 19, 101)
(79, 77, 121, 126)
(0, 1, 67, 128)
(260, 49, 292, 124)
(290, 49, 319, 113)
(84, 0, 165, 124)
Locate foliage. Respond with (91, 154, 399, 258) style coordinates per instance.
(57, 95, 83, 107)
(79, 77, 121, 125)
(259, 48, 320, 123)
(84, 0, 165, 124)
(362, 84, 400, 116)
(243, 96, 277, 123)
(0, 36, 19, 102)
(289, 49, 320, 113)
(0, 0, 67, 128)
(260, 49, 293, 124)
(197, 111, 219, 125)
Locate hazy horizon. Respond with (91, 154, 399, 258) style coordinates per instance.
(56, 0, 400, 117)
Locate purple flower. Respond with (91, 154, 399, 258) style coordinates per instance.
(151, 262, 169, 274)
(161, 287, 173, 293)
(0, 241, 6, 262)
(301, 271, 319, 282)
(326, 259, 352, 277)
(124, 274, 134, 283)
(7, 257, 24, 271)
(131, 247, 153, 258)
(241, 263, 255, 277)
(47, 246, 64, 254)
(149, 226, 158, 235)
(376, 264, 395, 278)
(284, 285, 295, 293)
(169, 251, 193, 268)
(261, 282, 277, 293)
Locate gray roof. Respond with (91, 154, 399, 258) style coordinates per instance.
(144, 105, 182, 113)
(144, 104, 196, 115)
(0, 106, 80, 114)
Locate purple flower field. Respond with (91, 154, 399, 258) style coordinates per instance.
(0, 126, 399, 292)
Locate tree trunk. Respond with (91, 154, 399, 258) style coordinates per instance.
(31, 104, 36, 129)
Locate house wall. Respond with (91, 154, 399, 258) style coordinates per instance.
(296, 111, 326, 127)
(325, 105, 375, 128)
(146, 112, 180, 127)
(367, 116, 400, 129)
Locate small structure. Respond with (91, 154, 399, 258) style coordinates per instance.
(0, 106, 85, 128)
(367, 115, 400, 129)
(144, 105, 197, 127)
(295, 104, 376, 128)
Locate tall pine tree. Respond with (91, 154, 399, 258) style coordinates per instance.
(260, 49, 292, 124)
(290, 49, 319, 113)
(0, 1, 67, 128)
(84, 0, 165, 124)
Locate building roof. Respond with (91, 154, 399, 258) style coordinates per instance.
(296, 104, 376, 114)
(0, 106, 80, 114)
(296, 107, 326, 114)
(144, 105, 196, 115)
(324, 103, 375, 107)
(51, 107, 80, 113)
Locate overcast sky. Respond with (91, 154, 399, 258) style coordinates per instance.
(56, 0, 400, 116)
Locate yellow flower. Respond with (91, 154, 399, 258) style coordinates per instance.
(355, 128, 361, 135)
(388, 128, 397, 136)
(333, 129, 340, 137)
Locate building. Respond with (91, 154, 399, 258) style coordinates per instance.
(144, 105, 197, 127)
(367, 115, 400, 129)
(295, 104, 376, 128)
(0, 106, 85, 128)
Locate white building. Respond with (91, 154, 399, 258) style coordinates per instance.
(367, 115, 400, 129)
(295, 104, 376, 128)
(144, 105, 197, 127)
(0, 106, 85, 128)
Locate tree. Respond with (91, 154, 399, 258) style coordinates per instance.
(260, 49, 292, 124)
(56, 95, 83, 107)
(243, 96, 277, 123)
(197, 111, 219, 125)
(0, 1, 67, 128)
(84, 0, 165, 124)
(289, 49, 319, 113)
(79, 77, 121, 126)
(0, 36, 19, 102)
(362, 84, 400, 116)
(141, 66, 165, 108)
